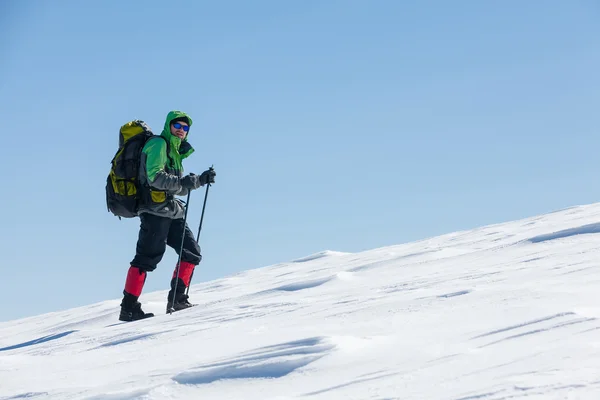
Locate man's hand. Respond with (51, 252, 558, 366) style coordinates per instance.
(198, 168, 216, 185)
(181, 173, 202, 190)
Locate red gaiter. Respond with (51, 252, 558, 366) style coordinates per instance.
(173, 261, 195, 286)
(124, 266, 147, 297)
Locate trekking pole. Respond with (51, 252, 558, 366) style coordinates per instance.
(196, 179, 212, 243)
(185, 171, 212, 295)
(168, 190, 192, 314)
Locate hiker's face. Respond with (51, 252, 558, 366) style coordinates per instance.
(170, 121, 188, 139)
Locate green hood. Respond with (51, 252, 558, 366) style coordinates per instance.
(161, 110, 194, 160)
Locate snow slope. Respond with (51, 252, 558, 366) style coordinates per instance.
(2, 204, 600, 399)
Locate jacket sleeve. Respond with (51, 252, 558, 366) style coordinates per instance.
(143, 138, 183, 193)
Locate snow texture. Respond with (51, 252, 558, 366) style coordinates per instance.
(2, 203, 600, 399)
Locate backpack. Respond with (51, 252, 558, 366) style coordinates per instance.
(105, 120, 168, 219)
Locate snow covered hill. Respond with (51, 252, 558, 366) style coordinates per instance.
(2, 204, 600, 400)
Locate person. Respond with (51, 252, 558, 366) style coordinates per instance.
(119, 110, 216, 322)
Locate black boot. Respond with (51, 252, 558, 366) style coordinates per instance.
(120, 292, 154, 322)
(166, 293, 194, 313)
(167, 278, 195, 313)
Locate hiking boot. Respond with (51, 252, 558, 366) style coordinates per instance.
(120, 301, 154, 321)
(166, 293, 194, 313)
(119, 294, 154, 322)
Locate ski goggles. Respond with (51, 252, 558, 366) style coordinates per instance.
(172, 122, 190, 132)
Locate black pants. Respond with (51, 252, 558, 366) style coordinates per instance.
(131, 213, 202, 272)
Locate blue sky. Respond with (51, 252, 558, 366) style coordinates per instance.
(1, 0, 598, 322)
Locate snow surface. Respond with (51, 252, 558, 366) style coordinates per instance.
(2, 204, 600, 399)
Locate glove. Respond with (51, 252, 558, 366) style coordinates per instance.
(180, 173, 202, 190)
(198, 168, 216, 185)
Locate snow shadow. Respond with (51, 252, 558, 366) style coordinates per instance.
(348, 252, 435, 273)
(528, 223, 600, 243)
(303, 372, 399, 396)
(480, 318, 595, 348)
(0, 393, 49, 400)
(172, 336, 334, 385)
(347, 249, 440, 272)
(0, 330, 77, 352)
(292, 250, 346, 263)
(104, 322, 127, 328)
(471, 312, 596, 348)
(452, 389, 505, 400)
(98, 333, 157, 347)
(84, 388, 150, 400)
(272, 277, 333, 292)
(472, 312, 575, 339)
(452, 383, 592, 400)
(437, 290, 471, 298)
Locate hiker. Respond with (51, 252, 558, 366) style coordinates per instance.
(119, 111, 216, 322)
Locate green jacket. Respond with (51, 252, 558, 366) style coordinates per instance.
(138, 111, 195, 219)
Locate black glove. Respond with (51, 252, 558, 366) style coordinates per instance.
(181, 173, 202, 190)
(198, 168, 216, 185)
